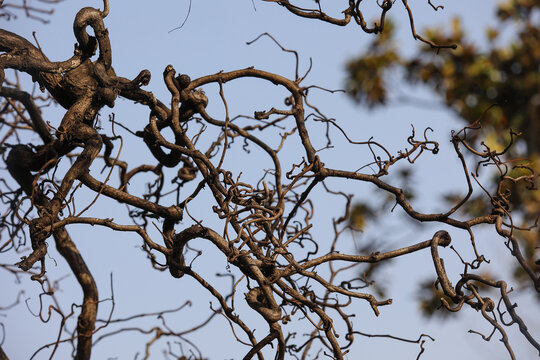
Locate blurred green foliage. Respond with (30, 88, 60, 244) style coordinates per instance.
(346, 0, 540, 316)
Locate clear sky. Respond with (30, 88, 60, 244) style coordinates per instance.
(1, 1, 538, 359)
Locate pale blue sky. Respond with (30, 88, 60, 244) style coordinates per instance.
(1, 1, 538, 359)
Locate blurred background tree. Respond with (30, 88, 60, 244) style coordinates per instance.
(346, 0, 540, 313)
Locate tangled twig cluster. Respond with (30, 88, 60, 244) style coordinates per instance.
(0, 1, 538, 359)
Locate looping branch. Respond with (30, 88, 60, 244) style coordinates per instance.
(1, 2, 538, 360)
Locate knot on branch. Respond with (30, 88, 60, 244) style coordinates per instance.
(162, 220, 185, 279)
(245, 287, 282, 323)
(177, 164, 197, 182)
(131, 69, 151, 88)
(432, 230, 451, 247)
(167, 253, 186, 279)
(482, 298, 495, 312)
(175, 73, 191, 89)
(15, 216, 52, 271)
(165, 224, 212, 279)
(179, 89, 208, 121)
